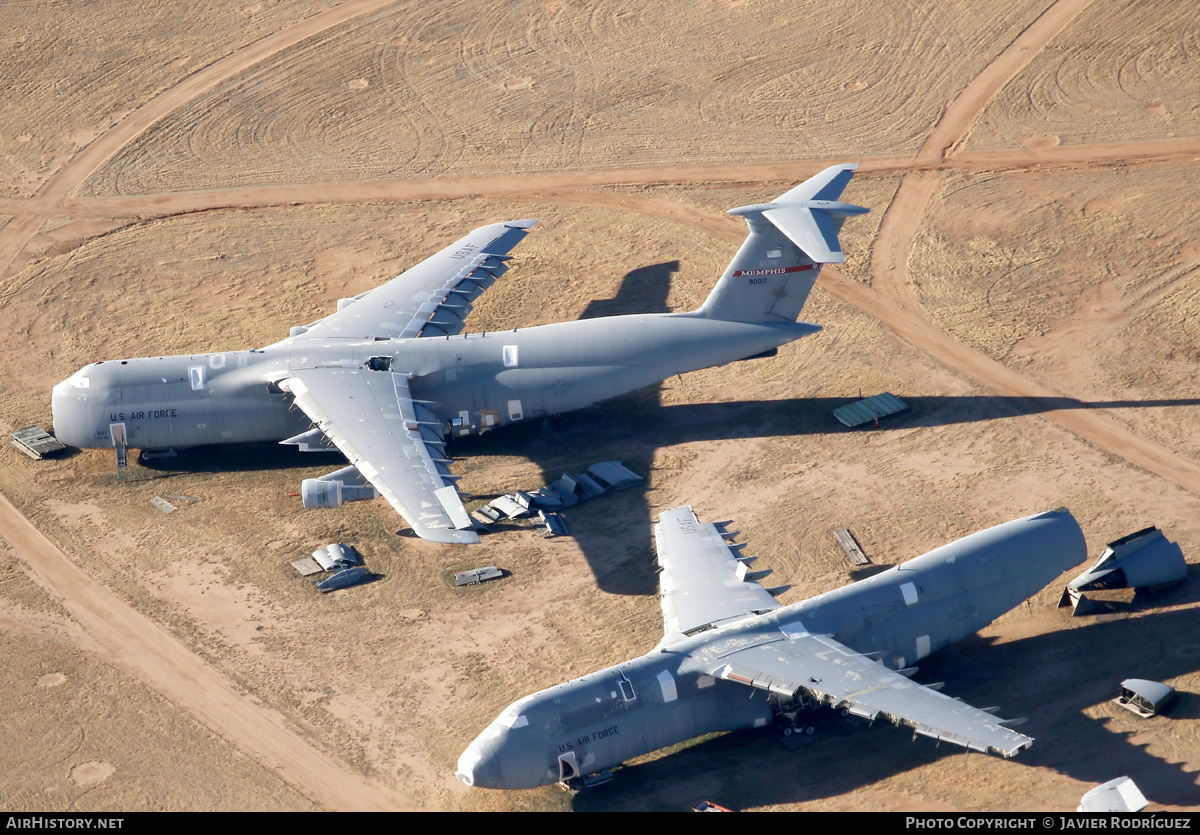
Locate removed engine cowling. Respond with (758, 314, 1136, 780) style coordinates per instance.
(302, 465, 379, 509)
(1059, 526, 1187, 614)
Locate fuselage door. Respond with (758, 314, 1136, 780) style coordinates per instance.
(618, 672, 637, 704)
(558, 750, 579, 783)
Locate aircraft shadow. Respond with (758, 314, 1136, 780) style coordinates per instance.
(454, 259, 1200, 594)
(133, 259, 1198, 597)
(136, 442, 336, 474)
(570, 601, 1200, 811)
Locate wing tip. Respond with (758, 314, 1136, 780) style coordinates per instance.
(415, 526, 481, 545)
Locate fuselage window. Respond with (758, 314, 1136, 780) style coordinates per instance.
(189, 366, 205, 390)
(503, 345, 518, 367)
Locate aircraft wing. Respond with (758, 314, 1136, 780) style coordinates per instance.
(292, 220, 537, 342)
(280, 366, 478, 544)
(654, 506, 782, 638)
(701, 628, 1032, 757)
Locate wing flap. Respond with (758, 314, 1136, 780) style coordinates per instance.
(706, 629, 1032, 757)
(281, 367, 478, 544)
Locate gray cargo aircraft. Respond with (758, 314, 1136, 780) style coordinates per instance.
(456, 506, 1087, 790)
(52, 164, 867, 544)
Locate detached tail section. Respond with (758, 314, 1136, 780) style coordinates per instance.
(699, 163, 868, 324)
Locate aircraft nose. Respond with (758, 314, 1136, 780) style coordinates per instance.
(51, 374, 92, 447)
(455, 739, 503, 789)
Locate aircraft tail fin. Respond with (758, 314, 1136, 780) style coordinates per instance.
(698, 163, 867, 323)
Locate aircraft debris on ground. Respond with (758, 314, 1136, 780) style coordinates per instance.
(537, 511, 568, 539)
(454, 566, 505, 587)
(1115, 679, 1176, 718)
(1060, 526, 1187, 614)
(473, 461, 642, 532)
(1078, 777, 1149, 813)
(316, 566, 371, 593)
(833, 392, 908, 428)
(10, 426, 67, 459)
(292, 543, 369, 594)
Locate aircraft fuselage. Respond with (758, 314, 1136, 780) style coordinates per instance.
(52, 313, 816, 451)
(457, 510, 1086, 790)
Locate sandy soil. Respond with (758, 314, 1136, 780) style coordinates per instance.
(1, 0, 1198, 814)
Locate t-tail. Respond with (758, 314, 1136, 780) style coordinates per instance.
(698, 163, 868, 324)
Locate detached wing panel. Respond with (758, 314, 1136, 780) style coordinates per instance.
(655, 506, 781, 638)
(706, 630, 1032, 757)
(293, 220, 537, 342)
(282, 367, 478, 544)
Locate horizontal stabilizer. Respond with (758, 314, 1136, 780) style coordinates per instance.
(761, 202, 867, 264)
(700, 164, 866, 323)
(727, 164, 868, 264)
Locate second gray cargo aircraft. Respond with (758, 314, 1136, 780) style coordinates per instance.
(52, 164, 867, 544)
(457, 506, 1088, 790)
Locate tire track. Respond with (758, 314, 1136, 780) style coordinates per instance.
(871, 0, 1200, 496)
(0, 0, 415, 812)
(533, 186, 1200, 500)
(0, 135, 1193, 223)
(1, 0, 1198, 806)
(0, 0, 402, 282)
(0, 492, 409, 811)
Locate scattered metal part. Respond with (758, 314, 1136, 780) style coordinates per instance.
(311, 543, 362, 571)
(1078, 777, 1148, 812)
(1060, 526, 1187, 614)
(471, 462, 642, 538)
(1115, 679, 1175, 718)
(326, 542, 362, 568)
(538, 511, 569, 538)
(569, 472, 606, 500)
(833, 392, 908, 428)
(454, 566, 504, 586)
(472, 506, 502, 524)
(148, 496, 176, 514)
(490, 494, 532, 519)
(163, 493, 200, 502)
(586, 461, 642, 491)
(315, 566, 370, 593)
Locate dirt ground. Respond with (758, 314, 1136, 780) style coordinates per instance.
(1, 0, 1198, 813)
